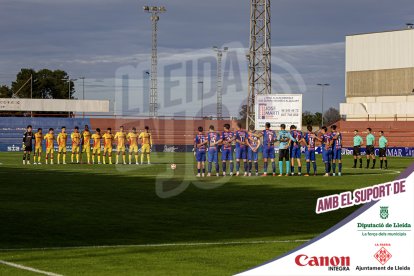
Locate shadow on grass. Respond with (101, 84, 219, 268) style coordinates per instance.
(0, 164, 385, 250)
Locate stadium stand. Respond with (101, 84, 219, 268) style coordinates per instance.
(0, 118, 233, 150)
(0, 118, 90, 151)
(1, 117, 413, 150)
(335, 120, 414, 147)
(90, 118, 234, 145)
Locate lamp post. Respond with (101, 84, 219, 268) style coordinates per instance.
(198, 80, 204, 118)
(317, 83, 330, 126)
(62, 77, 77, 117)
(213, 46, 228, 120)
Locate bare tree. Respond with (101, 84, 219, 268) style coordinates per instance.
(323, 107, 341, 126)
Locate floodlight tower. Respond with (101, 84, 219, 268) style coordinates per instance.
(213, 46, 228, 120)
(143, 5, 166, 118)
(246, 0, 271, 128)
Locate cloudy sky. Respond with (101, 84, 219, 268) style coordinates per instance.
(1, 0, 414, 117)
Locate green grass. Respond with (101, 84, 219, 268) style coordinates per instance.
(0, 152, 412, 275)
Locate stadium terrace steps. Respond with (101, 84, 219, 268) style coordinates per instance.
(334, 120, 414, 147)
(90, 118, 235, 146)
(0, 118, 236, 148)
(2, 118, 413, 148)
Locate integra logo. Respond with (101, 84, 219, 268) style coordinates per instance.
(295, 254, 350, 271)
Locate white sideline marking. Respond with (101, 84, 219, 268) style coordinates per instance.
(0, 240, 309, 252)
(345, 169, 401, 176)
(0, 260, 63, 276)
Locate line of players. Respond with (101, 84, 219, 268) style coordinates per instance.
(22, 125, 153, 165)
(194, 122, 389, 177)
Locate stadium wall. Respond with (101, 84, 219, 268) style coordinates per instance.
(1, 117, 414, 155)
(0, 117, 235, 152)
(343, 29, 414, 121)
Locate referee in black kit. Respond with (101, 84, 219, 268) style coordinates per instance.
(22, 125, 34, 165)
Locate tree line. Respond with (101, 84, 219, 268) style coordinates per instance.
(0, 68, 76, 116)
(239, 104, 341, 127)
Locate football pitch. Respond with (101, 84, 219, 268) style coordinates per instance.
(0, 152, 412, 275)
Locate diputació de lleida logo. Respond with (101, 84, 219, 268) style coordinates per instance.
(380, 206, 389, 219)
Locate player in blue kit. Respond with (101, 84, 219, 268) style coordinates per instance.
(278, 124, 295, 176)
(207, 125, 220, 177)
(218, 123, 235, 176)
(234, 122, 249, 176)
(330, 125, 342, 176)
(255, 122, 277, 176)
(301, 125, 317, 176)
(194, 126, 207, 177)
(289, 125, 303, 176)
(318, 126, 333, 177)
(247, 125, 261, 176)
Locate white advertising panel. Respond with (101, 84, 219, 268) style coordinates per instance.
(255, 94, 302, 130)
(0, 98, 109, 112)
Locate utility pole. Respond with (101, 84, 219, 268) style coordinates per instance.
(198, 80, 204, 118)
(79, 76, 85, 118)
(213, 46, 228, 120)
(246, 0, 271, 128)
(30, 74, 33, 117)
(62, 77, 77, 117)
(143, 5, 166, 118)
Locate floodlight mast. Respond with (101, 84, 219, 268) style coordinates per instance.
(143, 5, 166, 118)
(213, 46, 228, 120)
(246, 0, 271, 128)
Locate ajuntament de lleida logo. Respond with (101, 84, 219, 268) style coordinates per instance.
(380, 206, 389, 219)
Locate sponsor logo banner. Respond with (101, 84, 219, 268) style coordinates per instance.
(237, 167, 414, 275)
(255, 94, 302, 130)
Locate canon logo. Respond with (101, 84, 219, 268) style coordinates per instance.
(295, 254, 350, 267)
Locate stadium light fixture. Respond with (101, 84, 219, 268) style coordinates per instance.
(143, 5, 166, 118)
(212, 46, 229, 120)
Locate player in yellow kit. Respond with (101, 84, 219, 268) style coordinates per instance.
(91, 128, 102, 164)
(127, 127, 139, 165)
(44, 128, 55, 165)
(71, 126, 81, 163)
(114, 126, 127, 164)
(102, 128, 114, 164)
(139, 126, 153, 165)
(57, 126, 68, 164)
(34, 128, 43, 165)
(81, 125, 92, 164)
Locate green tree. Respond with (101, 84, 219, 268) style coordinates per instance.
(10, 68, 36, 98)
(0, 85, 12, 98)
(36, 69, 74, 99)
(9, 68, 75, 99)
(238, 104, 247, 121)
(1, 68, 76, 116)
(314, 112, 322, 126)
(302, 111, 314, 126)
(302, 111, 322, 126)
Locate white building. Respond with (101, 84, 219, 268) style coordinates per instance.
(340, 28, 414, 121)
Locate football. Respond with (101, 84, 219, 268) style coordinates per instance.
(170, 163, 177, 170)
